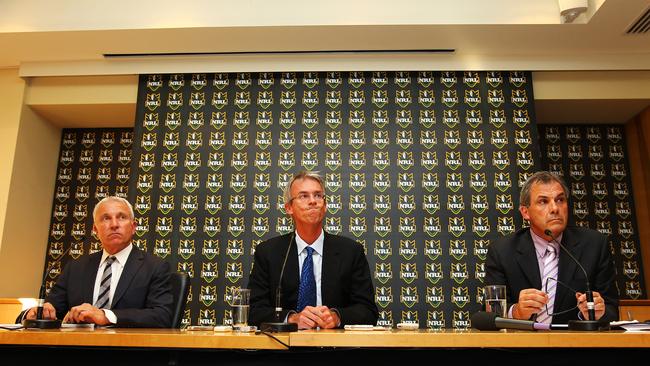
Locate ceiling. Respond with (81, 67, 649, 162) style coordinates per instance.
(1, 0, 649, 125)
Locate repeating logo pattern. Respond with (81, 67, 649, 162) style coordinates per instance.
(540, 125, 645, 299)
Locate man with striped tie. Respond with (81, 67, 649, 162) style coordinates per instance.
(24, 196, 173, 327)
(486, 171, 618, 325)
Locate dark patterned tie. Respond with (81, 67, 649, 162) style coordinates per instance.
(537, 246, 558, 324)
(94, 256, 116, 309)
(297, 247, 316, 312)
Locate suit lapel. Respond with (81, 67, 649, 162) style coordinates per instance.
(556, 228, 583, 309)
(320, 233, 340, 305)
(515, 232, 542, 289)
(112, 247, 144, 307)
(83, 252, 102, 303)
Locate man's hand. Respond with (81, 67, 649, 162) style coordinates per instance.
(513, 288, 548, 320)
(576, 291, 606, 320)
(63, 303, 111, 326)
(25, 302, 57, 320)
(288, 306, 340, 329)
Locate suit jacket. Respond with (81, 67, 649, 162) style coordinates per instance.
(46, 246, 173, 327)
(248, 232, 378, 327)
(485, 226, 619, 323)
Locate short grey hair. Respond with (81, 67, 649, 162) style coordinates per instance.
(283, 171, 325, 204)
(93, 196, 135, 221)
(519, 171, 569, 207)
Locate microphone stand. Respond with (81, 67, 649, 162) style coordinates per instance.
(260, 232, 298, 332)
(545, 229, 607, 331)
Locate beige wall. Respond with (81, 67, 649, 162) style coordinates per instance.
(0, 83, 60, 297)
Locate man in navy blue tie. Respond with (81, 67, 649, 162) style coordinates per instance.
(249, 171, 378, 329)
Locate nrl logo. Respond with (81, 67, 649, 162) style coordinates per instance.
(398, 195, 415, 215)
(466, 172, 487, 193)
(349, 217, 367, 238)
(422, 194, 440, 215)
(620, 241, 637, 259)
(325, 151, 342, 171)
(155, 217, 173, 238)
(324, 71, 342, 88)
(395, 109, 412, 128)
(400, 311, 418, 326)
(71, 203, 88, 221)
(348, 89, 366, 108)
(81, 132, 95, 147)
(325, 130, 342, 150)
(373, 195, 391, 214)
(96, 167, 111, 184)
(161, 112, 180, 130)
(349, 172, 367, 193)
(277, 90, 296, 108)
(625, 281, 642, 300)
(465, 151, 485, 171)
(421, 241, 441, 262)
(422, 216, 441, 237)
(485, 110, 506, 130)
(225, 262, 244, 284)
(441, 110, 459, 129)
(367, 90, 388, 109)
(375, 263, 393, 284)
(448, 217, 466, 238)
(252, 90, 274, 110)
(623, 261, 640, 279)
(422, 172, 440, 192)
(100, 131, 115, 147)
(212, 73, 230, 90)
(185, 131, 203, 151)
(376, 287, 393, 308)
(611, 163, 627, 181)
(440, 71, 457, 87)
(417, 89, 435, 108)
(492, 151, 510, 170)
(326, 194, 341, 214)
(417, 131, 437, 150)
(374, 239, 392, 260)
(398, 172, 415, 192)
(394, 71, 411, 88)
(586, 126, 602, 143)
(203, 217, 221, 237)
(137, 174, 153, 193)
(616, 201, 631, 219)
(346, 71, 364, 88)
(157, 195, 175, 214)
(472, 217, 490, 238)
(462, 110, 482, 129)
(280, 72, 297, 89)
(302, 110, 319, 129)
(301, 151, 319, 171)
(547, 145, 561, 161)
(147, 74, 162, 91)
(163, 132, 179, 151)
(495, 194, 513, 214)
(468, 194, 488, 214)
(145, 93, 161, 111)
(325, 110, 342, 129)
(254, 151, 272, 171)
(302, 72, 319, 88)
(596, 221, 612, 235)
(570, 182, 586, 200)
(113, 167, 130, 184)
(369, 130, 388, 151)
(446, 172, 463, 193)
(69, 242, 84, 259)
(509, 71, 527, 87)
(567, 144, 583, 161)
(181, 195, 198, 215)
(229, 151, 248, 172)
(118, 149, 131, 167)
(134, 195, 151, 216)
(462, 71, 480, 87)
(400, 286, 419, 307)
(212, 91, 228, 109)
(593, 201, 610, 219)
(614, 182, 629, 199)
(447, 194, 465, 214)
(182, 152, 200, 172)
(98, 149, 113, 166)
(49, 242, 65, 259)
(591, 163, 606, 181)
(252, 173, 270, 193)
(424, 287, 445, 311)
(207, 152, 225, 171)
(95, 185, 110, 200)
(253, 194, 270, 214)
(70, 222, 85, 241)
(444, 151, 462, 171)
(225, 240, 245, 260)
(473, 239, 490, 261)
(543, 126, 560, 142)
(396, 130, 413, 149)
(235, 72, 252, 90)
(418, 151, 437, 171)
(486, 89, 505, 107)
(446, 239, 466, 261)
(275, 216, 294, 234)
(368, 71, 388, 88)
(490, 130, 508, 149)
(326, 173, 342, 192)
(62, 132, 77, 148)
(396, 152, 414, 171)
(50, 222, 65, 240)
(400, 263, 418, 284)
(199, 285, 217, 306)
(618, 221, 634, 239)
(607, 127, 623, 143)
(441, 90, 458, 108)
(516, 151, 534, 170)
(189, 92, 205, 110)
(228, 195, 246, 215)
(350, 194, 367, 215)
(302, 90, 319, 108)
(451, 286, 470, 308)
(399, 217, 417, 237)
(233, 111, 250, 129)
(300, 130, 319, 150)
(207, 113, 226, 132)
(513, 109, 530, 127)
(415, 71, 433, 87)
(463, 90, 480, 108)
(75, 186, 90, 202)
(79, 149, 94, 166)
(208, 131, 226, 150)
(57, 168, 72, 185)
(198, 309, 215, 327)
(588, 145, 604, 161)
(497, 217, 515, 235)
(227, 217, 245, 237)
(167, 74, 184, 90)
(425, 262, 443, 284)
(178, 239, 195, 260)
(399, 240, 417, 260)
(451, 263, 469, 286)
(348, 110, 366, 129)
(395, 90, 412, 108)
(202, 240, 220, 260)
(167, 92, 183, 110)
(569, 163, 585, 181)
(60, 149, 74, 166)
(226, 173, 246, 193)
(416, 111, 436, 130)
(494, 172, 512, 192)
(279, 131, 296, 150)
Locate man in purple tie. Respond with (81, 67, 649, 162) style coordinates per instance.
(249, 171, 378, 329)
(486, 171, 618, 324)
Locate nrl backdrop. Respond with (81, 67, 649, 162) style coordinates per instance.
(539, 125, 646, 300)
(126, 71, 542, 330)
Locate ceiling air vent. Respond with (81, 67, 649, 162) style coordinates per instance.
(626, 7, 650, 34)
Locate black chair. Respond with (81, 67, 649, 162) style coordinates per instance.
(169, 271, 190, 329)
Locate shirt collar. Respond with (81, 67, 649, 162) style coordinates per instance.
(101, 243, 133, 266)
(530, 229, 562, 258)
(295, 230, 325, 256)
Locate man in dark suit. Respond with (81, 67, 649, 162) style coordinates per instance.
(249, 171, 378, 329)
(24, 196, 173, 327)
(486, 171, 618, 324)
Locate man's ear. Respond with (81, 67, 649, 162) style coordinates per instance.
(519, 205, 530, 221)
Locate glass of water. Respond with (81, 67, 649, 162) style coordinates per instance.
(232, 288, 250, 331)
(483, 285, 507, 318)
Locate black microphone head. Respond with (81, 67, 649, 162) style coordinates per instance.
(471, 311, 499, 331)
(544, 229, 552, 236)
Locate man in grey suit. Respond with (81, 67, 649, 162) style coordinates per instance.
(24, 196, 173, 327)
(486, 171, 618, 324)
(249, 171, 378, 329)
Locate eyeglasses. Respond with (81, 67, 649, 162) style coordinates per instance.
(544, 277, 579, 316)
(289, 192, 325, 203)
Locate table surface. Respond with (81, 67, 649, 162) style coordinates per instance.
(2, 327, 650, 349)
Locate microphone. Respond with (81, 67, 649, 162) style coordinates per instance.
(544, 229, 605, 331)
(471, 311, 551, 331)
(260, 232, 298, 332)
(22, 245, 72, 329)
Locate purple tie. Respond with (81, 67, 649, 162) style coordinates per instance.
(537, 246, 558, 324)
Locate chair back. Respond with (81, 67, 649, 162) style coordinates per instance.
(169, 271, 190, 328)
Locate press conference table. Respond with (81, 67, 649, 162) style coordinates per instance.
(2, 328, 649, 365)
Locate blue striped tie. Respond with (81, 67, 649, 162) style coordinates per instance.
(297, 247, 316, 312)
(95, 256, 116, 309)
